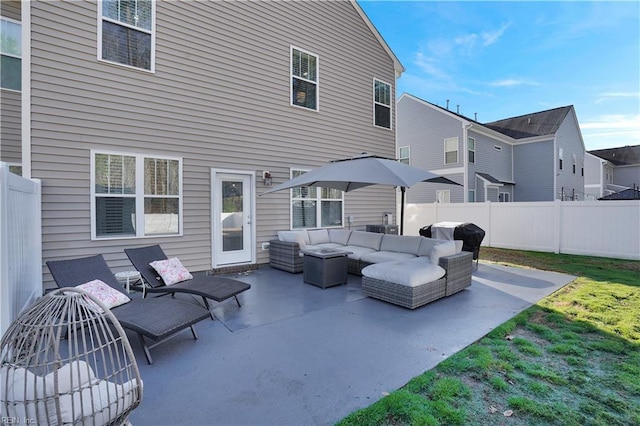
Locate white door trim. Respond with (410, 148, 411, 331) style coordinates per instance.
(211, 169, 256, 268)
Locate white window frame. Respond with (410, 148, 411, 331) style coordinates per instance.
(499, 192, 510, 202)
(468, 189, 475, 203)
(444, 137, 459, 164)
(436, 190, 450, 203)
(399, 146, 410, 164)
(468, 137, 475, 164)
(290, 46, 319, 111)
(290, 169, 343, 229)
(559, 147, 564, 170)
(0, 16, 21, 92)
(373, 78, 392, 130)
(97, 0, 156, 72)
(91, 150, 183, 240)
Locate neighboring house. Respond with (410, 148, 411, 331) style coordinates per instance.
(397, 93, 586, 203)
(586, 145, 640, 199)
(2, 0, 403, 286)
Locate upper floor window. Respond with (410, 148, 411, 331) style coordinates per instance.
(291, 47, 318, 111)
(444, 137, 458, 164)
(559, 148, 563, 170)
(468, 137, 475, 164)
(92, 151, 181, 239)
(291, 169, 342, 229)
(100, 0, 155, 71)
(1, 17, 21, 91)
(373, 79, 392, 129)
(572, 154, 577, 174)
(399, 146, 410, 164)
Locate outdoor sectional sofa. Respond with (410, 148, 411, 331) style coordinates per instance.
(269, 229, 473, 309)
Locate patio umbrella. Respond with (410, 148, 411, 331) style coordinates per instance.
(261, 153, 460, 234)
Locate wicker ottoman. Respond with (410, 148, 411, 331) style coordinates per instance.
(361, 259, 448, 309)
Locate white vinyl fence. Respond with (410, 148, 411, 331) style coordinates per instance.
(403, 200, 640, 261)
(0, 163, 42, 338)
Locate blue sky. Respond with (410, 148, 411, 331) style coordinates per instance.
(359, 0, 640, 150)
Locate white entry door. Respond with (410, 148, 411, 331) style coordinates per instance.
(212, 170, 255, 267)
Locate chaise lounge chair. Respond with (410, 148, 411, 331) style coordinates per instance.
(47, 255, 211, 365)
(124, 245, 251, 320)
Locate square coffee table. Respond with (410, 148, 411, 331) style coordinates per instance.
(301, 248, 352, 289)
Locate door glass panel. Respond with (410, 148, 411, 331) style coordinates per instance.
(222, 180, 243, 252)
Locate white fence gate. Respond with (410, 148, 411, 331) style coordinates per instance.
(403, 200, 640, 261)
(0, 163, 42, 338)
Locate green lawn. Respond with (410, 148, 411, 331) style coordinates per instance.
(338, 248, 640, 425)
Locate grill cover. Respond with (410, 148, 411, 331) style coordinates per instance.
(419, 222, 485, 260)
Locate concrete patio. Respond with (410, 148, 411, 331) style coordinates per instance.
(127, 262, 575, 426)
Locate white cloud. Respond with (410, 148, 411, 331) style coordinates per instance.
(595, 92, 640, 104)
(580, 113, 640, 149)
(489, 78, 541, 87)
(482, 22, 512, 46)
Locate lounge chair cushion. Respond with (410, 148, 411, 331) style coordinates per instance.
(149, 257, 193, 285)
(76, 279, 130, 311)
(359, 251, 417, 264)
(362, 257, 445, 287)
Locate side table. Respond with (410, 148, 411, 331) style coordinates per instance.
(115, 270, 142, 294)
(301, 248, 352, 289)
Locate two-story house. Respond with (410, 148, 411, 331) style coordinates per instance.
(397, 93, 586, 203)
(1, 0, 403, 286)
(585, 145, 640, 199)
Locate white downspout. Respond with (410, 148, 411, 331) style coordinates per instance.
(21, 1, 31, 179)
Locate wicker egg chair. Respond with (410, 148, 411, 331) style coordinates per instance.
(0, 288, 143, 425)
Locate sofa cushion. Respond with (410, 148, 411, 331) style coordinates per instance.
(361, 257, 445, 287)
(380, 235, 422, 255)
(278, 230, 309, 249)
(417, 237, 446, 257)
(308, 229, 331, 245)
(430, 240, 457, 265)
(329, 229, 351, 245)
(307, 242, 344, 250)
(342, 245, 376, 260)
(360, 251, 417, 264)
(347, 231, 383, 250)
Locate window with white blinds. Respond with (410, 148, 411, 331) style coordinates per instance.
(373, 79, 392, 129)
(291, 47, 318, 110)
(444, 137, 459, 164)
(291, 169, 342, 229)
(99, 0, 154, 71)
(92, 151, 181, 239)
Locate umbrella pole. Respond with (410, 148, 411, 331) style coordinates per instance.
(400, 187, 406, 235)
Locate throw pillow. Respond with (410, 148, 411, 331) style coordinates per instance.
(76, 280, 130, 312)
(149, 257, 193, 285)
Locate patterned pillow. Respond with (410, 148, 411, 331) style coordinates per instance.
(149, 257, 193, 285)
(76, 280, 130, 312)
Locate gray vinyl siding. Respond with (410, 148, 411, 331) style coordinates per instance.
(29, 1, 398, 286)
(467, 130, 513, 201)
(408, 172, 465, 203)
(555, 111, 585, 200)
(0, 90, 21, 164)
(513, 140, 555, 201)
(397, 96, 464, 203)
(0, 1, 21, 166)
(613, 165, 640, 188)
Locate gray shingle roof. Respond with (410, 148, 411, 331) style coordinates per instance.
(589, 145, 640, 166)
(476, 172, 503, 185)
(483, 106, 573, 139)
(599, 188, 640, 200)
